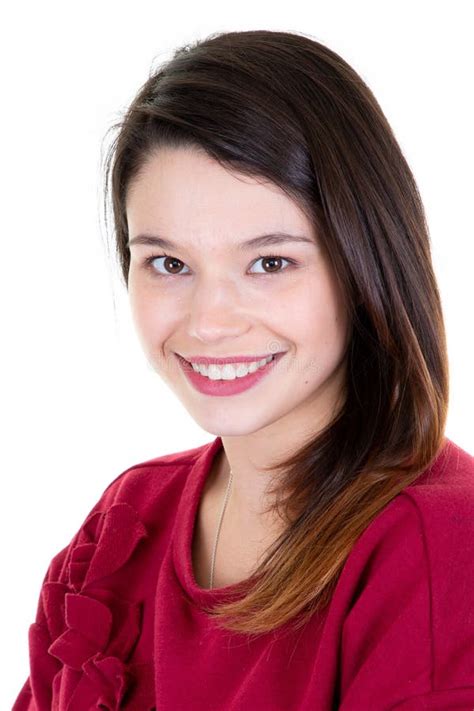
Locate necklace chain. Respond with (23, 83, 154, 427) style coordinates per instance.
(209, 467, 233, 589)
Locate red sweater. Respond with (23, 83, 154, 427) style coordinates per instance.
(13, 436, 474, 710)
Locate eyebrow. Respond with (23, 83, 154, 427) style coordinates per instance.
(127, 231, 316, 252)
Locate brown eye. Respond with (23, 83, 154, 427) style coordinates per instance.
(261, 256, 282, 272)
(162, 256, 184, 274)
(250, 255, 294, 274)
(144, 254, 191, 276)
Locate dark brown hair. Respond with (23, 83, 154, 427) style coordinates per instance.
(102, 29, 449, 636)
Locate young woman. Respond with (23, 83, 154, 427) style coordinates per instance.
(14, 29, 473, 710)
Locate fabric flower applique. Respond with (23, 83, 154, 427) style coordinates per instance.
(27, 502, 156, 709)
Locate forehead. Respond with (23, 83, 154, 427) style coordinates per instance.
(125, 146, 315, 243)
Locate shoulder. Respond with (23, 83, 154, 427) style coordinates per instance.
(398, 437, 473, 558)
(391, 437, 474, 582)
(95, 439, 209, 507)
(343, 437, 474, 599)
(46, 439, 213, 582)
(336, 438, 474, 704)
(351, 436, 473, 561)
(15, 442, 213, 710)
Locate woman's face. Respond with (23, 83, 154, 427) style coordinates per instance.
(126, 146, 350, 437)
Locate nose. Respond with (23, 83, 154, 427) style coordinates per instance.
(186, 277, 251, 343)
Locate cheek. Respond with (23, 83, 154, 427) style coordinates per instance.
(128, 281, 171, 354)
(288, 275, 350, 374)
(284, 272, 347, 336)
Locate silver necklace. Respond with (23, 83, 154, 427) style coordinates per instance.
(209, 467, 233, 589)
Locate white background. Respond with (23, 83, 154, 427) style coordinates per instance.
(2, 1, 472, 705)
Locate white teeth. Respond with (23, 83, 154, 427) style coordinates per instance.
(191, 354, 274, 380)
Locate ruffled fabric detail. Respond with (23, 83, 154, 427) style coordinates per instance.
(28, 502, 155, 709)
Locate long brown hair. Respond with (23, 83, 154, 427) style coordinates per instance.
(102, 29, 449, 637)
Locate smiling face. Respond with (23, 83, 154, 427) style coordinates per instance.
(126, 146, 351, 438)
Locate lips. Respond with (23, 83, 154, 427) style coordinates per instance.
(175, 350, 286, 397)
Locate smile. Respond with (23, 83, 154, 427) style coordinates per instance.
(175, 351, 286, 397)
(189, 354, 274, 380)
